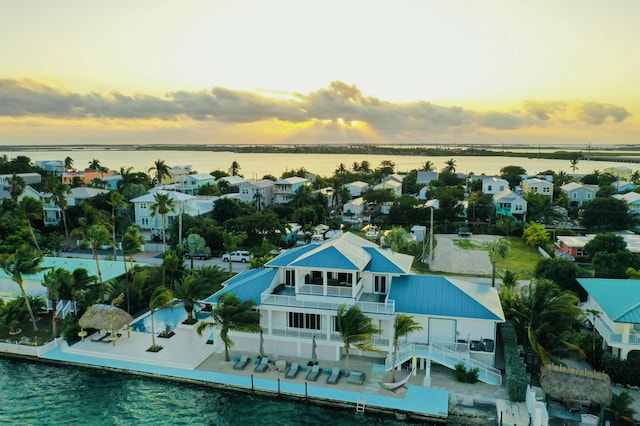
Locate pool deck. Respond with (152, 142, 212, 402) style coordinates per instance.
(34, 328, 450, 423)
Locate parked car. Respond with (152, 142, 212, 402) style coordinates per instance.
(184, 252, 211, 260)
(457, 226, 472, 237)
(221, 251, 251, 263)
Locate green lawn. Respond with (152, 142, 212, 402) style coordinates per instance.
(0, 312, 57, 345)
(495, 237, 545, 279)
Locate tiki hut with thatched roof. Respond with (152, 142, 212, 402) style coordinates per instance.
(79, 304, 134, 345)
(540, 364, 612, 406)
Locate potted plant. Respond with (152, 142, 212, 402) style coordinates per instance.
(159, 323, 175, 338)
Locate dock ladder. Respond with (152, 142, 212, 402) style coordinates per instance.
(356, 397, 366, 415)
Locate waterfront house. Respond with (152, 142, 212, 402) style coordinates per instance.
(579, 278, 640, 360)
(130, 190, 214, 240)
(481, 177, 509, 195)
(61, 169, 115, 186)
(521, 177, 554, 200)
(173, 173, 216, 195)
(493, 189, 527, 221)
(612, 180, 638, 194)
(373, 179, 402, 198)
(343, 197, 366, 216)
(238, 179, 275, 209)
(560, 182, 598, 207)
(273, 177, 308, 204)
(67, 187, 110, 207)
(162, 165, 192, 185)
(343, 181, 369, 198)
(603, 166, 634, 181)
(0, 172, 42, 187)
(202, 232, 504, 382)
(613, 192, 640, 216)
(35, 160, 65, 176)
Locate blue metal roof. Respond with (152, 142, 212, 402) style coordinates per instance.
(204, 268, 276, 305)
(265, 244, 318, 267)
(362, 247, 405, 274)
(579, 278, 640, 323)
(290, 246, 361, 270)
(389, 275, 504, 321)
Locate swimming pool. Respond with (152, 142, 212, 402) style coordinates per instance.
(131, 303, 211, 333)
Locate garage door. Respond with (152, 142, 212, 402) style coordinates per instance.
(428, 318, 456, 344)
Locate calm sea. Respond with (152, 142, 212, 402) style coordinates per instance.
(0, 357, 408, 426)
(5, 148, 637, 178)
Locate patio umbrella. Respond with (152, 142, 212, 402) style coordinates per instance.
(79, 304, 134, 345)
(259, 330, 265, 358)
(311, 335, 317, 363)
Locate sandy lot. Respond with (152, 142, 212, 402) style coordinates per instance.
(428, 234, 499, 275)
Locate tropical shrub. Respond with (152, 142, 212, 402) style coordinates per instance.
(501, 321, 529, 401)
(61, 316, 81, 343)
(453, 363, 479, 383)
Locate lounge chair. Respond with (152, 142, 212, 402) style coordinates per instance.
(91, 332, 110, 343)
(347, 370, 366, 385)
(233, 354, 250, 370)
(285, 362, 299, 379)
(305, 364, 320, 381)
(255, 357, 269, 373)
(326, 367, 340, 384)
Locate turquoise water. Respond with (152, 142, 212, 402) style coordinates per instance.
(0, 357, 409, 426)
(131, 306, 211, 333)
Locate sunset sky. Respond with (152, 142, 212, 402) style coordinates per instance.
(1, 0, 639, 147)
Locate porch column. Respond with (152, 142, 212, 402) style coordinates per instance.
(267, 310, 272, 334)
(623, 323, 631, 345)
(323, 271, 328, 296)
(325, 313, 331, 341)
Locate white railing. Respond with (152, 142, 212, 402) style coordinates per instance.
(271, 328, 328, 340)
(430, 342, 502, 385)
(261, 293, 394, 315)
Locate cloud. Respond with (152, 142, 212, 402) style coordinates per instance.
(0, 79, 632, 140)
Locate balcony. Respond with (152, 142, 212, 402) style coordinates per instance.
(261, 291, 394, 315)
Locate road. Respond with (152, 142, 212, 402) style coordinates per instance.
(60, 249, 251, 273)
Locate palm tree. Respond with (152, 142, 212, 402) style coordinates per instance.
(609, 390, 637, 426)
(487, 239, 510, 287)
(252, 191, 264, 212)
(183, 233, 207, 270)
(50, 182, 71, 241)
(359, 160, 372, 174)
(503, 279, 584, 366)
(228, 161, 241, 176)
(83, 224, 112, 290)
(0, 245, 45, 331)
(42, 267, 72, 338)
(499, 269, 520, 289)
(421, 160, 436, 172)
(18, 196, 44, 253)
(107, 192, 127, 259)
(336, 304, 381, 371)
(6, 173, 26, 202)
(391, 314, 423, 381)
(196, 293, 261, 362)
(64, 156, 74, 171)
(88, 158, 102, 171)
(222, 232, 247, 274)
(148, 159, 170, 185)
(150, 192, 176, 253)
(173, 275, 216, 324)
(148, 285, 173, 350)
(121, 226, 145, 274)
(569, 158, 579, 173)
(443, 158, 457, 173)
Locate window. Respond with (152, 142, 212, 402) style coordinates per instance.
(285, 270, 295, 286)
(338, 272, 352, 284)
(288, 312, 320, 330)
(374, 275, 387, 294)
(140, 203, 147, 209)
(572, 192, 577, 199)
(587, 193, 592, 199)
(487, 185, 493, 191)
(543, 187, 550, 193)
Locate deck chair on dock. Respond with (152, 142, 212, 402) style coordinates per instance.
(326, 367, 340, 384)
(255, 357, 269, 372)
(286, 362, 299, 379)
(233, 354, 250, 370)
(305, 364, 320, 381)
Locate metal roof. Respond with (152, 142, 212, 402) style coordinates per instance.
(579, 278, 640, 323)
(389, 275, 504, 321)
(204, 268, 277, 305)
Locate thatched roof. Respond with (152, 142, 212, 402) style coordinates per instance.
(79, 304, 134, 331)
(540, 364, 612, 406)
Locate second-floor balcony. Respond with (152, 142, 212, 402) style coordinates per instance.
(584, 301, 640, 347)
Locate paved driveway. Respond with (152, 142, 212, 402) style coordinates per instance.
(428, 234, 497, 275)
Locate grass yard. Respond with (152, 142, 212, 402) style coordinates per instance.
(495, 237, 545, 279)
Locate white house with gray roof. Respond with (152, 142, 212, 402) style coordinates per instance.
(560, 182, 598, 207)
(201, 232, 504, 384)
(238, 179, 275, 209)
(273, 176, 308, 204)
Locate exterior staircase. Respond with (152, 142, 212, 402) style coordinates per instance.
(384, 341, 502, 385)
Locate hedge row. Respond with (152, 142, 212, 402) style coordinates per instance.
(501, 321, 529, 401)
